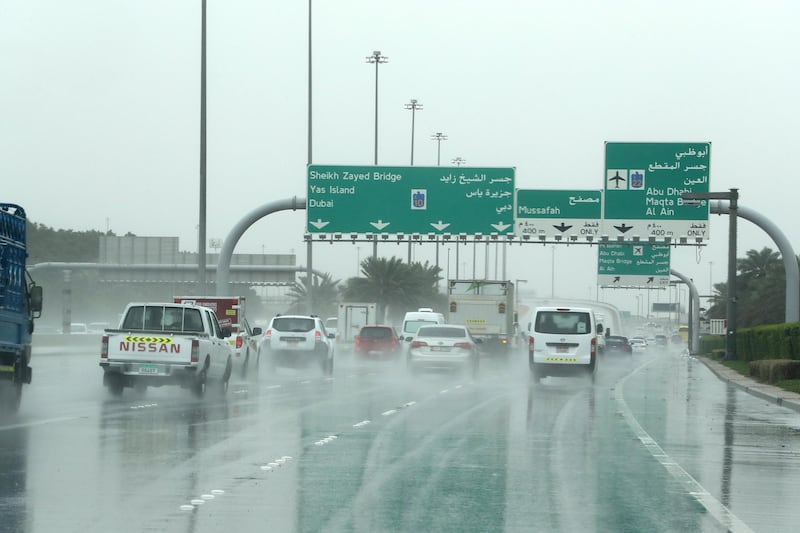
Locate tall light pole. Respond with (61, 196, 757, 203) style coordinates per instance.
(404, 99, 423, 165)
(431, 132, 448, 166)
(365, 50, 387, 165)
(198, 0, 207, 292)
(452, 157, 466, 167)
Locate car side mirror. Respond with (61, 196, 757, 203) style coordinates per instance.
(328, 332, 335, 339)
(29, 284, 43, 316)
(474, 338, 483, 344)
(221, 327, 232, 338)
(252, 327, 262, 336)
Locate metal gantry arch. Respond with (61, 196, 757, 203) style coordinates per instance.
(216, 197, 324, 296)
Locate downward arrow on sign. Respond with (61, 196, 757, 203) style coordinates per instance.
(370, 220, 390, 230)
(553, 222, 573, 233)
(614, 223, 633, 234)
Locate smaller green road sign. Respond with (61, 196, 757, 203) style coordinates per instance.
(307, 165, 515, 235)
(597, 244, 670, 287)
(516, 189, 601, 240)
(603, 142, 710, 242)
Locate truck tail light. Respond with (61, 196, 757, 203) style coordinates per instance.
(315, 330, 322, 343)
(528, 335, 534, 355)
(236, 335, 243, 349)
(410, 340, 428, 349)
(101, 335, 108, 359)
(191, 339, 199, 363)
(591, 337, 597, 359)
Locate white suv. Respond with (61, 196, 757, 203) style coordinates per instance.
(258, 315, 334, 375)
(528, 306, 598, 384)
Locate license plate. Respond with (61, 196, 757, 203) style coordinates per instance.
(138, 364, 160, 375)
(430, 346, 451, 352)
(556, 345, 568, 354)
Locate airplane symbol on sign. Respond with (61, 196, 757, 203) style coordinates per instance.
(609, 171, 626, 189)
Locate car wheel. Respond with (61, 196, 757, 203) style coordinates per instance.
(222, 356, 232, 392)
(241, 349, 250, 379)
(530, 362, 544, 383)
(106, 373, 124, 397)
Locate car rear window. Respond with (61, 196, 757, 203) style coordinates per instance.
(360, 327, 393, 339)
(535, 311, 591, 334)
(272, 317, 315, 332)
(404, 320, 438, 334)
(417, 326, 466, 338)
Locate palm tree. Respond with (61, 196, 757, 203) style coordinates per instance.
(738, 247, 781, 281)
(341, 256, 445, 323)
(286, 273, 340, 317)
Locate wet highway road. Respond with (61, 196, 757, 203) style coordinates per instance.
(2, 343, 800, 532)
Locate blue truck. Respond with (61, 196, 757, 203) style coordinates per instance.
(0, 204, 43, 412)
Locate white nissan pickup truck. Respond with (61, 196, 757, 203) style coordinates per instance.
(100, 302, 233, 397)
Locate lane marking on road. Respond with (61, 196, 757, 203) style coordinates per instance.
(404, 401, 416, 407)
(352, 420, 371, 428)
(314, 435, 339, 445)
(440, 389, 450, 394)
(615, 358, 755, 533)
(381, 409, 397, 416)
(0, 415, 87, 432)
(130, 403, 158, 410)
(299, 380, 311, 385)
(265, 385, 282, 389)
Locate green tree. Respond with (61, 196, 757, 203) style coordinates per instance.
(707, 247, 786, 327)
(286, 273, 340, 317)
(340, 256, 445, 323)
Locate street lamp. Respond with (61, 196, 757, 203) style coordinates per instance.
(365, 50, 388, 165)
(451, 156, 466, 167)
(404, 99, 423, 165)
(431, 132, 448, 166)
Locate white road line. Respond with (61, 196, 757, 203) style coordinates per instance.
(381, 409, 397, 416)
(615, 358, 754, 533)
(265, 385, 282, 389)
(353, 420, 371, 428)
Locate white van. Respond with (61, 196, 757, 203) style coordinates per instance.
(528, 306, 598, 383)
(400, 309, 446, 341)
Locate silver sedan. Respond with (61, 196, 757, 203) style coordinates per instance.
(406, 324, 480, 377)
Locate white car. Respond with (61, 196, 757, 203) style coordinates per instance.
(258, 315, 334, 375)
(406, 324, 480, 377)
(629, 337, 648, 352)
(528, 306, 599, 383)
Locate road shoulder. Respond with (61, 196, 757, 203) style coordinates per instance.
(697, 355, 800, 413)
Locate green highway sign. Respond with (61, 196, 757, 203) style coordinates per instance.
(603, 142, 711, 241)
(516, 189, 601, 240)
(307, 165, 515, 235)
(597, 244, 671, 287)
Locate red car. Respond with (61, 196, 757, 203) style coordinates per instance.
(354, 325, 400, 358)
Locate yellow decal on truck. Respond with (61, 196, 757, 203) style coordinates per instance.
(120, 336, 180, 354)
(544, 357, 579, 363)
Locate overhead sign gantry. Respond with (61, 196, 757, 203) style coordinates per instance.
(516, 189, 602, 241)
(603, 142, 711, 242)
(306, 165, 515, 238)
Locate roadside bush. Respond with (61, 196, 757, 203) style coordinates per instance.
(749, 359, 800, 383)
(735, 322, 800, 362)
(699, 335, 724, 355)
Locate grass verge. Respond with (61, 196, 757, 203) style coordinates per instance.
(717, 357, 800, 394)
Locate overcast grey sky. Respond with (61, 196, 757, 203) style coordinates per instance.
(3, 1, 798, 314)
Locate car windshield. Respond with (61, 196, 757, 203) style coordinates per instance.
(360, 327, 393, 339)
(404, 320, 437, 334)
(535, 311, 590, 334)
(272, 317, 315, 332)
(417, 326, 467, 338)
